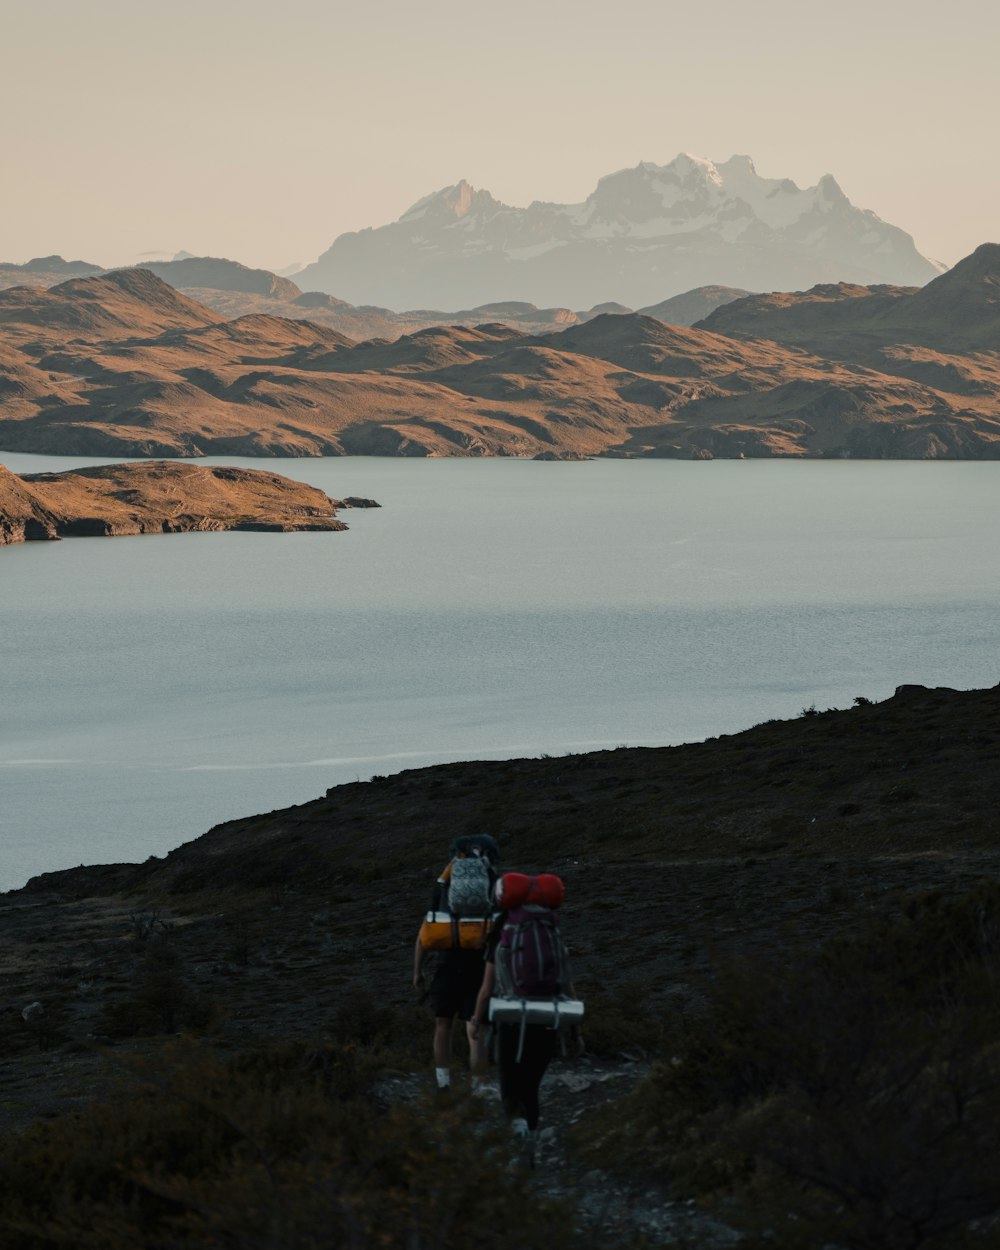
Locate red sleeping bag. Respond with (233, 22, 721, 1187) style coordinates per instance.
(495, 871, 564, 910)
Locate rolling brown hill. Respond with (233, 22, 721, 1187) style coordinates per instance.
(1, 262, 1000, 459)
(0, 251, 762, 340)
(0, 460, 358, 544)
(0, 255, 104, 290)
(698, 242, 1000, 358)
(0, 254, 590, 338)
(0, 268, 223, 346)
(152, 286, 748, 340)
(136, 257, 303, 301)
(174, 287, 589, 339)
(638, 284, 751, 324)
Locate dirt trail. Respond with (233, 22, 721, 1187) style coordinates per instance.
(374, 1055, 736, 1247)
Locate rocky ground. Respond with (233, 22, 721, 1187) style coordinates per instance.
(371, 1059, 741, 1247)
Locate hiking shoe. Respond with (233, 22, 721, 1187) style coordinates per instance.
(519, 1131, 537, 1171)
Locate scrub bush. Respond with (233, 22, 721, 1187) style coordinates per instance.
(576, 883, 1000, 1249)
(0, 1039, 584, 1250)
(99, 936, 215, 1038)
(576, 977, 664, 1058)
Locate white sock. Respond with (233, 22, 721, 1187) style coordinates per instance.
(511, 1117, 529, 1137)
(435, 1067, 451, 1089)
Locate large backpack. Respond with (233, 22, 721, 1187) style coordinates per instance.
(418, 835, 499, 951)
(490, 873, 584, 1059)
(495, 904, 570, 999)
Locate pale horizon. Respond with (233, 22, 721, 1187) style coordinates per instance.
(3, 0, 996, 276)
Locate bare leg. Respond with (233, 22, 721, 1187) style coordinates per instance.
(466, 1019, 487, 1077)
(433, 1017, 453, 1068)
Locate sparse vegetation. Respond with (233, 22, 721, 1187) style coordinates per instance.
(0, 1041, 586, 1250)
(99, 935, 216, 1039)
(577, 883, 1000, 1249)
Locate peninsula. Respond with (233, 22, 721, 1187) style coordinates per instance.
(0, 460, 372, 546)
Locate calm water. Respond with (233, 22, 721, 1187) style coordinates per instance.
(1, 454, 999, 891)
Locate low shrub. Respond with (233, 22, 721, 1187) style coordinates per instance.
(0, 1039, 585, 1250)
(576, 977, 664, 1058)
(575, 882, 1000, 1249)
(327, 989, 429, 1069)
(98, 937, 216, 1039)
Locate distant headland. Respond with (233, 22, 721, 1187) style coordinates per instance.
(0, 460, 377, 546)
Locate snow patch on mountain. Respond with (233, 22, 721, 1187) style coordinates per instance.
(297, 154, 945, 309)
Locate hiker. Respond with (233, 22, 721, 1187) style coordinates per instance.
(470, 872, 584, 1164)
(413, 835, 499, 1092)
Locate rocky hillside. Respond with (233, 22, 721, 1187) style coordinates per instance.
(699, 242, 1000, 358)
(3, 263, 1000, 459)
(1, 681, 998, 1106)
(295, 154, 944, 308)
(1, 681, 998, 1246)
(0, 460, 369, 544)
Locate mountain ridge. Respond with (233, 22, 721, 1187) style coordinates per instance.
(296, 153, 944, 308)
(0, 253, 749, 338)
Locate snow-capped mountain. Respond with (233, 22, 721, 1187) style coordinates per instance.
(296, 154, 944, 309)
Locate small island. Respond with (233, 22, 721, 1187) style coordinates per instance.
(0, 460, 376, 546)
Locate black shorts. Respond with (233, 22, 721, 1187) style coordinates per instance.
(427, 950, 486, 1021)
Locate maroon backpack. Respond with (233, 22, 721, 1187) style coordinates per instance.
(496, 904, 570, 1000)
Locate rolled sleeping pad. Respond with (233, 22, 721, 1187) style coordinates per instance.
(495, 871, 565, 910)
(495, 871, 530, 908)
(488, 997, 584, 1026)
(489, 995, 584, 1058)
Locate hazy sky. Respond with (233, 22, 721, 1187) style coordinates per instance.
(2, 0, 996, 271)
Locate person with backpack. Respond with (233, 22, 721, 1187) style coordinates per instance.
(413, 835, 499, 1093)
(470, 871, 584, 1166)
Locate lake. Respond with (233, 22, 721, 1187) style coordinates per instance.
(2, 454, 999, 891)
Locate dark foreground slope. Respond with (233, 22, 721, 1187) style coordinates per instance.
(3, 681, 999, 1092)
(1, 683, 999, 1248)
